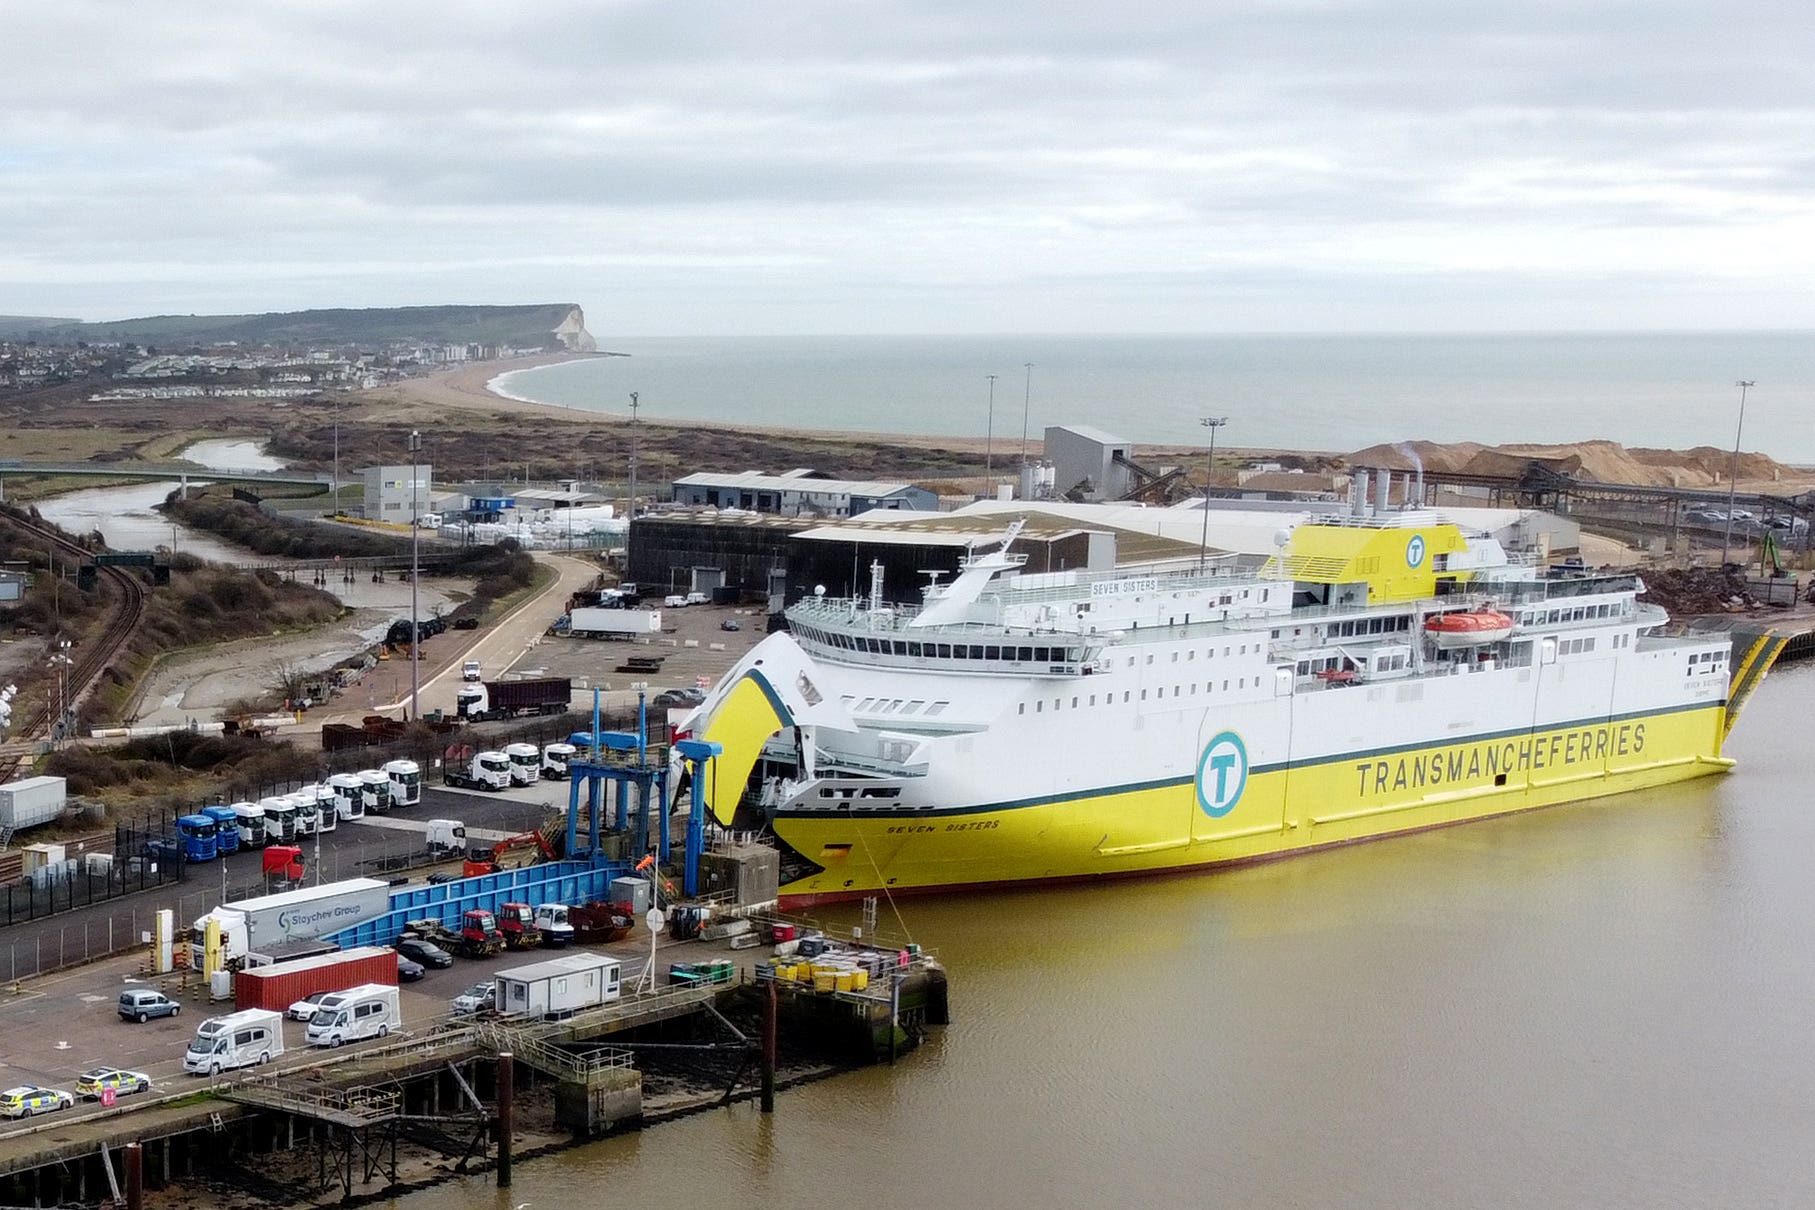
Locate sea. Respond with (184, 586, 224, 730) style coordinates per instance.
(398, 663, 1815, 1210)
(491, 331, 1815, 462)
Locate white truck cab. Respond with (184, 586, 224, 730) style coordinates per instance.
(503, 743, 540, 786)
(533, 903, 575, 947)
(541, 743, 576, 779)
(384, 759, 422, 808)
(357, 770, 390, 814)
(327, 773, 365, 821)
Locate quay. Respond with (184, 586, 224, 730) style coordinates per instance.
(0, 906, 947, 1207)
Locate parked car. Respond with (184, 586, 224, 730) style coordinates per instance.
(287, 992, 334, 1022)
(396, 938, 455, 969)
(397, 957, 426, 983)
(720, 619, 742, 632)
(76, 1068, 150, 1100)
(118, 989, 181, 1023)
(0, 1086, 72, 1118)
(1684, 508, 1727, 524)
(451, 981, 495, 1015)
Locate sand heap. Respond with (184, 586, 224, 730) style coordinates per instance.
(1344, 439, 1805, 491)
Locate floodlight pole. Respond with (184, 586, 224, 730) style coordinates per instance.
(1720, 380, 1755, 567)
(1198, 417, 1228, 572)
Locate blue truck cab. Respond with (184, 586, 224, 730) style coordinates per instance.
(175, 814, 218, 863)
(201, 805, 240, 855)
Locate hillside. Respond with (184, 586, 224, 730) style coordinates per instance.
(6, 303, 595, 351)
(0, 314, 82, 337)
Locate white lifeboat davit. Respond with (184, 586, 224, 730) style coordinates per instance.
(1425, 609, 1515, 650)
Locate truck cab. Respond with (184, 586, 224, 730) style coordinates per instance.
(201, 805, 241, 855)
(357, 770, 391, 814)
(230, 801, 266, 849)
(384, 759, 422, 807)
(175, 814, 218, 863)
(461, 659, 483, 681)
(496, 902, 543, 949)
(533, 903, 575, 947)
(455, 684, 488, 720)
(473, 752, 510, 790)
(327, 774, 365, 821)
(425, 819, 466, 857)
(503, 743, 540, 786)
(289, 789, 320, 836)
(314, 784, 339, 833)
(258, 796, 297, 843)
(541, 742, 576, 779)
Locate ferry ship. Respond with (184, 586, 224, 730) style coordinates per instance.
(681, 512, 1784, 906)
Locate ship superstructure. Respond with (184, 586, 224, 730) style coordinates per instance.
(681, 511, 1763, 905)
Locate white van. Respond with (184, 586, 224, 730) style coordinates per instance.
(461, 659, 483, 681)
(305, 984, 401, 1048)
(663, 594, 687, 608)
(183, 1009, 284, 1076)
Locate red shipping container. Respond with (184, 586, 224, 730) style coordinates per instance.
(233, 946, 400, 1013)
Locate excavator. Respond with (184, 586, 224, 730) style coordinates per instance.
(462, 829, 558, 878)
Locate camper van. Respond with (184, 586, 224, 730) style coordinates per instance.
(305, 984, 401, 1048)
(183, 1009, 284, 1076)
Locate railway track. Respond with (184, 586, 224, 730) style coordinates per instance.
(3, 513, 149, 773)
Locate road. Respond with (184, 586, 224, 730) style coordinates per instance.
(315, 550, 602, 728)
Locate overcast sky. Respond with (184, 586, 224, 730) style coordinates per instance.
(4, 0, 1814, 333)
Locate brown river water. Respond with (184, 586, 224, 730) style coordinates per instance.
(396, 660, 1815, 1209)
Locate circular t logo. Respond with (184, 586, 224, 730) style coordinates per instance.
(1405, 534, 1426, 568)
(1196, 731, 1248, 818)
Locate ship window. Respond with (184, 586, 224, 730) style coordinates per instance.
(926, 702, 948, 716)
(1072, 696, 1079, 708)
(1124, 692, 1131, 703)
(1036, 701, 1043, 713)
(1222, 680, 1229, 691)
(1054, 698, 1061, 711)
(1190, 683, 1197, 694)
(1146, 654, 1154, 665)
(1171, 652, 1179, 663)
(1188, 650, 1195, 660)
(1018, 646, 1034, 661)
(986, 646, 1000, 660)
(904, 701, 925, 714)
(970, 645, 984, 659)
(933, 644, 948, 658)
(1018, 704, 1025, 715)
(1297, 661, 1309, 676)
(1141, 690, 1147, 700)
(1370, 619, 1383, 634)
(1223, 647, 1231, 657)
(1089, 695, 1096, 706)
(908, 643, 923, 658)
(1036, 648, 1050, 663)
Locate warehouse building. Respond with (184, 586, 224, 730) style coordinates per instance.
(670, 469, 937, 518)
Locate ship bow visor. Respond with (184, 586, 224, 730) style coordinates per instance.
(680, 635, 855, 825)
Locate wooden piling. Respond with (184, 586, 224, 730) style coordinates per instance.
(496, 1051, 514, 1190)
(125, 1142, 143, 1210)
(761, 979, 777, 1114)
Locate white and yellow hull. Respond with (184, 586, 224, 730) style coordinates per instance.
(772, 703, 1729, 905)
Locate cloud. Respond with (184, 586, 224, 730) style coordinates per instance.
(2, 0, 1813, 328)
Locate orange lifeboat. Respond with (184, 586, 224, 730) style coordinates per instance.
(1424, 609, 1515, 649)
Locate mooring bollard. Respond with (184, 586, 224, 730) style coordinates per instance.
(761, 979, 777, 1114)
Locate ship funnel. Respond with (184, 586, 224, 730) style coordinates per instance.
(1375, 469, 1390, 515)
(1351, 469, 1369, 516)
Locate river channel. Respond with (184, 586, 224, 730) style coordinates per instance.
(397, 660, 1815, 1209)
(32, 440, 454, 610)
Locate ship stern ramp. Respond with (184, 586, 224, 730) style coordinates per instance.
(678, 633, 858, 824)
